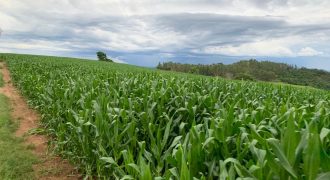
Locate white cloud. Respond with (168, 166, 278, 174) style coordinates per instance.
(0, 39, 72, 52)
(200, 40, 325, 58)
(297, 47, 323, 56)
(84, 20, 188, 52)
(200, 38, 298, 57)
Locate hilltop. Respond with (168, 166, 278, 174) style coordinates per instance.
(157, 60, 330, 90)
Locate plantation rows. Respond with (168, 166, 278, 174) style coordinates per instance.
(1, 54, 330, 179)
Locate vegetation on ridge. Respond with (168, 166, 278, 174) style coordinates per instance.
(157, 60, 330, 90)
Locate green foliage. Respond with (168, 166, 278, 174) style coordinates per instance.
(157, 60, 330, 90)
(1, 53, 330, 179)
(234, 73, 255, 81)
(97, 51, 113, 62)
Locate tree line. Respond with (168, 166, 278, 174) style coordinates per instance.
(157, 59, 330, 90)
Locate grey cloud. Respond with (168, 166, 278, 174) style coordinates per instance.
(148, 13, 330, 51)
(4, 11, 330, 54)
(248, 0, 289, 8)
(1, 0, 330, 69)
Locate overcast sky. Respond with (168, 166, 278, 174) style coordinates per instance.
(1, 0, 330, 69)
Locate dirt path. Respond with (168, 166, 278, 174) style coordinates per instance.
(0, 62, 80, 180)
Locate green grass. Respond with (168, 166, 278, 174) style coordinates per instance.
(0, 64, 3, 87)
(0, 53, 330, 179)
(0, 94, 37, 180)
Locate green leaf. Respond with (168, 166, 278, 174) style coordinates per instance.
(169, 167, 179, 178)
(139, 158, 152, 180)
(282, 110, 299, 165)
(320, 128, 330, 143)
(120, 175, 134, 180)
(267, 138, 297, 178)
(303, 126, 321, 180)
(161, 116, 173, 149)
(316, 172, 330, 180)
(219, 160, 229, 180)
(127, 163, 141, 174)
(202, 137, 215, 149)
(100, 157, 116, 165)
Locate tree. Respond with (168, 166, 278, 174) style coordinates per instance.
(97, 51, 107, 61)
(97, 51, 113, 62)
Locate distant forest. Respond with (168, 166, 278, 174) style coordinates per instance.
(157, 59, 330, 90)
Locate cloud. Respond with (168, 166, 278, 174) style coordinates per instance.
(297, 47, 323, 56)
(197, 36, 298, 57)
(199, 40, 324, 57)
(1, 0, 330, 69)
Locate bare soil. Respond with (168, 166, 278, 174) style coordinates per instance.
(0, 62, 81, 180)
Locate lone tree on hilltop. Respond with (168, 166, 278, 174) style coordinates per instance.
(97, 51, 113, 62)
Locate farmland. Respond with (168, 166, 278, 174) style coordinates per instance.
(0, 53, 330, 179)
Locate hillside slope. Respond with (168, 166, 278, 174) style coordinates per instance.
(157, 60, 330, 90)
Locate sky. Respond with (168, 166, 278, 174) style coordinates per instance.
(1, 0, 330, 70)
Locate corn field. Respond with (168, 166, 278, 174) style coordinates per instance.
(1, 54, 330, 179)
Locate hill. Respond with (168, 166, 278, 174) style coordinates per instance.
(0, 53, 329, 179)
(157, 60, 330, 90)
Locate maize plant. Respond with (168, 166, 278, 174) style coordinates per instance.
(1, 53, 330, 179)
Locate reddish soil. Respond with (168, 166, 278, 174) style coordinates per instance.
(0, 62, 81, 180)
